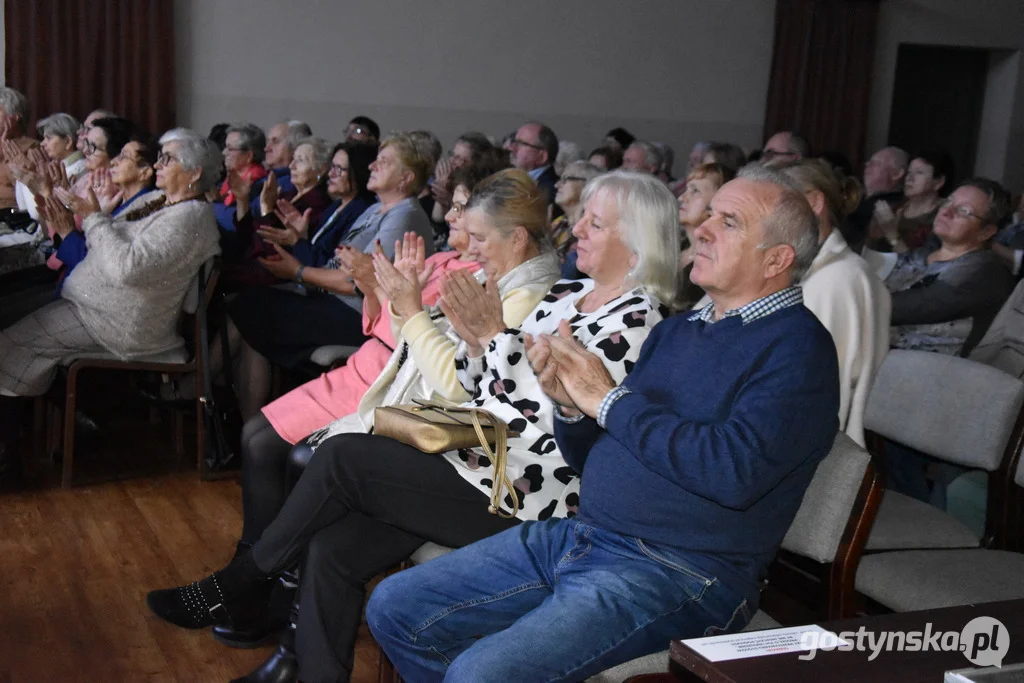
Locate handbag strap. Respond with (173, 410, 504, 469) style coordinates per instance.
(470, 409, 519, 519)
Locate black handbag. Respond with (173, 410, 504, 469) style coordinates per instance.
(196, 268, 242, 473)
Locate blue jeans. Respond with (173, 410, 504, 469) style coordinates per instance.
(367, 518, 754, 682)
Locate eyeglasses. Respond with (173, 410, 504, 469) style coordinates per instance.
(940, 199, 984, 221)
(560, 175, 588, 183)
(450, 201, 467, 217)
(510, 137, 544, 151)
(223, 145, 246, 153)
(83, 139, 106, 156)
(761, 149, 796, 161)
(113, 151, 147, 166)
(329, 164, 350, 175)
(156, 152, 180, 166)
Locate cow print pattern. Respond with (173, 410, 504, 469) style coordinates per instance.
(442, 278, 663, 520)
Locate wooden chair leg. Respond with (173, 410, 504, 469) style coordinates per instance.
(196, 393, 207, 480)
(62, 366, 80, 488)
(378, 650, 400, 683)
(32, 396, 45, 457)
(172, 409, 185, 458)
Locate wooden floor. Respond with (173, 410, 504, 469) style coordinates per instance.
(0, 473, 380, 683)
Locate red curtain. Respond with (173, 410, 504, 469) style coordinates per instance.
(763, 0, 880, 170)
(5, 0, 175, 135)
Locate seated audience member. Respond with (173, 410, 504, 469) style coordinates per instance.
(884, 178, 1014, 357)
(868, 150, 953, 252)
(12, 113, 87, 221)
(223, 136, 332, 290)
(429, 131, 493, 224)
(701, 141, 748, 174)
(257, 120, 312, 199)
(677, 163, 734, 306)
(653, 141, 675, 183)
(761, 130, 810, 166)
(233, 162, 502, 559)
(213, 123, 268, 231)
(102, 131, 161, 217)
(409, 129, 444, 218)
(510, 121, 559, 205)
(844, 146, 908, 252)
(0, 132, 221, 465)
(603, 126, 635, 151)
(687, 140, 711, 174)
(257, 141, 376, 269)
(146, 170, 675, 683)
(75, 109, 116, 151)
(554, 140, 585, 177)
(345, 116, 379, 145)
(222, 133, 434, 417)
(588, 145, 622, 171)
(551, 160, 602, 266)
(781, 159, 891, 446)
(621, 140, 663, 175)
(0, 88, 39, 209)
(366, 166, 839, 682)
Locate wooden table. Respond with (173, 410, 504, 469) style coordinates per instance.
(667, 600, 1024, 683)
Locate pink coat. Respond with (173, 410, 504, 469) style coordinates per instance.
(262, 251, 480, 444)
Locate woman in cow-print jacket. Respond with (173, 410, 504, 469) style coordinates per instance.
(446, 278, 666, 520)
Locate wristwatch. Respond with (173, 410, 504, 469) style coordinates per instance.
(295, 265, 306, 285)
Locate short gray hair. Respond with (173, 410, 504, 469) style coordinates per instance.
(554, 141, 585, 177)
(226, 123, 266, 164)
(0, 87, 29, 127)
(293, 136, 332, 175)
(37, 113, 80, 141)
(285, 120, 312, 150)
(159, 127, 203, 145)
(579, 170, 680, 306)
(167, 133, 223, 194)
(737, 164, 820, 281)
(628, 141, 664, 172)
(652, 141, 674, 176)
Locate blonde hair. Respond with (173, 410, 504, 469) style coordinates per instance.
(580, 170, 680, 306)
(465, 168, 550, 249)
(780, 158, 861, 226)
(686, 162, 735, 193)
(380, 132, 433, 196)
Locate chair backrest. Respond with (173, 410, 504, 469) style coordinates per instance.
(181, 257, 218, 315)
(864, 349, 1024, 470)
(781, 432, 874, 563)
(969, 278, 1024, 379)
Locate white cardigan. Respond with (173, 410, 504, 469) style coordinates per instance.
(801, 230, 891, 446)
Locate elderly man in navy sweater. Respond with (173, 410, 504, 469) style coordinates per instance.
(367, 166, 841, 682)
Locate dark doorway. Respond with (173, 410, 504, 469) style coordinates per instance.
(888, 44, 989, 182)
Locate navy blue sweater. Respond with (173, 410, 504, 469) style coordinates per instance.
(555, 304, 839, 591)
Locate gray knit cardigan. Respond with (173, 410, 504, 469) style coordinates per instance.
(62, 193, 221, 359)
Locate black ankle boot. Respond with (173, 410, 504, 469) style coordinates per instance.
(212, 569, 296, 648)
(229, 591, 299, 683)
(146, 550, 274, 630)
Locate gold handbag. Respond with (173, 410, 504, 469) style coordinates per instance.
(374, 399, 521, 518)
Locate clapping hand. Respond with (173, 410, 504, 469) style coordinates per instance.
(258, 198, 311, 247)
(373, 242, 425, 321)
(537, 319, 617, 419)
(226, 169, 252, 206)
(338, 244, 380, 295)
(55, 185, 101, 218)
(257, 242, 302, 280)
(259, 170, 279, 216)
(438, 268, 505, 356)
(39, 195, 76, 239)
(45, 160, 70, 193)
(91, 168, 123, 214)
(525, 327, 577, 412)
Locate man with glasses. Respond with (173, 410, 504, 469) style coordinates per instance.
(760, 130, 810, 167)
(509, 121, 559, 206)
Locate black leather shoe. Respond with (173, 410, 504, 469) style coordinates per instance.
(212, 571, 295, 648)
(229, 628, 298, 683)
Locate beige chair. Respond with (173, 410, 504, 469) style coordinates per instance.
(856, 454, 1024, 612)
(51, 260, 220, 487)
(860, 350, 1024, 552)
(378, 432, 882, 683)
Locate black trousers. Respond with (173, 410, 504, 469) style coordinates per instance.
(239, 413, 314, 545)
(251, 432, 518, 683)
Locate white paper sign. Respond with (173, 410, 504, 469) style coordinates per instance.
(681, 624, 850, 662)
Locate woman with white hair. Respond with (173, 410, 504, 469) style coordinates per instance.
(0, 131, 222, 465)
(146, 170, 676, 683)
